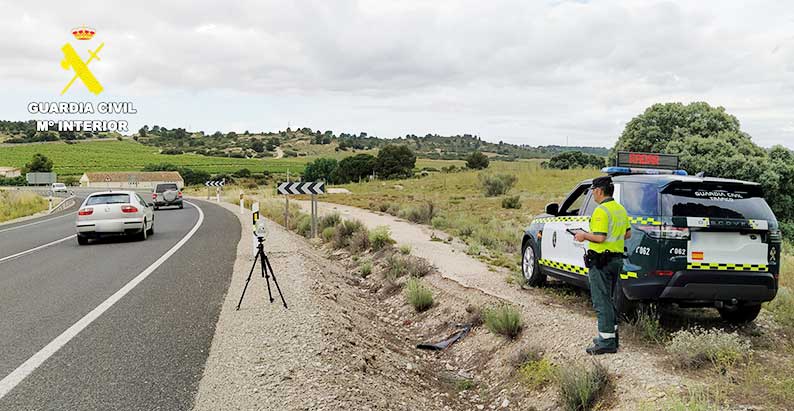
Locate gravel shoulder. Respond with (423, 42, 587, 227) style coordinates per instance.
(294, 199, 688, 408)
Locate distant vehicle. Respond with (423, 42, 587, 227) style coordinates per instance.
(521, 152, 781, 324)
(151, 183, 183, 210)
(76, 191, 154, 245)
(51, 182, 68, 193)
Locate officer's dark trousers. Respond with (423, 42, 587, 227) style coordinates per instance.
(588, 257, 622, 344)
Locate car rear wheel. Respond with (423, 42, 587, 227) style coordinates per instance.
(522, 239, 546, 287)
(77, 235, 89, 246)
(137, 219, 148, 241)
(146, 219, 154, 236)
(718, 304, 761, 324)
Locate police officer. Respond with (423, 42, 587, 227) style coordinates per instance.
(574, 176, 631, 355)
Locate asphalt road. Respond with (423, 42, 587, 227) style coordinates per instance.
(0, 198, 240, 410)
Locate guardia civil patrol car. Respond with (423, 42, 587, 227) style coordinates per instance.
(521, 152, 781, 323)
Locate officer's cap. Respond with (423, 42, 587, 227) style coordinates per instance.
(591, 176, 613, 190)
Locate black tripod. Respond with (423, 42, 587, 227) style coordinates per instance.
(236, 236, 288, 310)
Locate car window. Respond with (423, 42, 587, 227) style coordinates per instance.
(559, 184, 589, 215)
(156, 184, 178, 193)
(582, 192, 599, 216)
(136, 194, 147, 205)
(620, 182, 659, 216)
(661, 183, 775, 220)
(86, 194, 131, 205)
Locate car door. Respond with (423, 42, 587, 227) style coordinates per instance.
(136, 193, 153, 226)
(540, 183, 591, 277)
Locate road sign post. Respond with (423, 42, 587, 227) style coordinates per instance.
(276, 181, 325, 238)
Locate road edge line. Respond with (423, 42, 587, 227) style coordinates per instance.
(0, 235, 76, 264)
(0, 200, 205, 400)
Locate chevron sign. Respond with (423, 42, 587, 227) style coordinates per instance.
(205, 180, 225, 187)
(277, 181, 325, 195)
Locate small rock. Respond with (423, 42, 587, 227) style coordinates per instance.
(501, 399, 509, 408)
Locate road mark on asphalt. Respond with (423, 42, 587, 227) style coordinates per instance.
(0, 213, 73, 234)
(0, 201, 205, 400)
(0, 235, 77, 264)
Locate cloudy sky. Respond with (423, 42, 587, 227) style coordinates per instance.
(2, 0, 794, 148)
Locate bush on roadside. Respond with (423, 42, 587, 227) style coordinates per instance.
(321, 226, 335, 242)
(404, 277, 433, 312)
(296, 214, 312, 237)
(369, 226, 396, 251)
(398, 202, 436, 224)
(360, 261, 373, 278)
(319, 213, 342, 231)
(483, 305, 523, 339)
(405, 256, 433, 278)
(384, 254, 408, 282)
(479, 173, 517, 197)
(666, 327, 751, 369)
(766, 286, 794, 329)
(431, 215, 448, 229)
(519, 356, 557, 391)
(348, 229, 371, 253)
(501, 195, 522, 209)
(331, 219, 365, 249)
(557, 361, 611, 411)
(624, 309, 666, 345)
(399, 244, 412, 255)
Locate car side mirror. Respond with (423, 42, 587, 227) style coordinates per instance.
(545, 203, 559, 215)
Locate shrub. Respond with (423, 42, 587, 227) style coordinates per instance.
(360, 261, 373, 278)
(625, 309, 666, 345)
(557, 361, 611, 411)
(331, 219, 365, 249)
(405, 256, 433, 277)
(399, 244, 412, 255)
(465, 304, 483, 327)
(519, 357, 557, 390)
(303, 157, 338, 183)
(667, 327, 751, 369)
(296, 214, 312, 237)
(384, 254, 408, 281)
(767, 286, 794, 328)
(319, 213, 341, 230)
(453, 378, 476, 392)
(398, 202, 436, 224)
(483, 305, 523, 339)
(465, 151, 490, 169)
(546, 151, 605, 170)
(321, 226, 335, 242)
(479, 173, 517, 197)
(404, 277, 433, 312)
(376, 144, 416, 179)
(431, 216, 448, 229)
(501, 195, 522, 209)
(348, 230, 371, 253)
(369, 226, 396, 251)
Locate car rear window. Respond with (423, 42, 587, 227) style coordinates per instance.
(86, 194, 131, 205)
(156, 184, 178, 193)
(619, 182, 659, 216)
(661, 182, 775, 220)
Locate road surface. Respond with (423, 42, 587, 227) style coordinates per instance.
(0, 198, 240, 410)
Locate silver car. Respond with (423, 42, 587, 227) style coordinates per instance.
(76, 191, 155, 245)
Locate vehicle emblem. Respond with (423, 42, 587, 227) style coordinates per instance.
(770, 247, 776, 262)
(552, 231, 557, 248)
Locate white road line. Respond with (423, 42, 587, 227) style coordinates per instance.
(0, 235, 76, 264)
(0, 201, 205, 399)
(0, 212, 73, 234)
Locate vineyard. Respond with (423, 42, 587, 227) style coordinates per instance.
(0, 140, 311, 176)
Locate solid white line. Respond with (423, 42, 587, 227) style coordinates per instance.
(0, 212, 74, 234)
(0, 201, 205, 399)
(49, 195, 77, 214)
(0, 235, 76, 264)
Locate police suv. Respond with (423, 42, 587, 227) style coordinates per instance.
(521, 152, 781, 323)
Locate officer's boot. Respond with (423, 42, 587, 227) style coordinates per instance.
(586, 338, 618, 355)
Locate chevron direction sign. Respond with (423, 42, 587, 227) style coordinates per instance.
(277, 181, 325, 195)
(205, 180, 225, 187)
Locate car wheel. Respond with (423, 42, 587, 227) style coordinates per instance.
(522, 239, 546, 287)
(613, 278, 638, 322)
(147, 219, 154, 236)
(77, 235, 89, 245)
(137, 219, 148, 241)
(718, 304, 761, 324)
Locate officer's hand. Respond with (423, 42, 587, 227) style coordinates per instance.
(574, 231, 587, 242)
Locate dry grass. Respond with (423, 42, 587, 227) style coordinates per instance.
(404, 277, 433, 312)
(0, 191, 48, 223)
(556, 361, 611, 411)
(483, 304, 523, 339)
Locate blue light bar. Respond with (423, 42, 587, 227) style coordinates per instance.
(602, 167, 688, 176)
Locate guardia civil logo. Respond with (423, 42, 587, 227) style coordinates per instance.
(60, 26, 105, 95)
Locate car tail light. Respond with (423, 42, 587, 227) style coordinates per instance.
(637, 225, 690, 240)
(653, 270, 674, 276)
(78, 208, 93, 216)
(121, 205, 138, 213)
(152, 193, 158, 199)
(178, 191, 182, 198)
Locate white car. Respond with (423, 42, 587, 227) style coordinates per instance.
(51, 183, 68, 194)
(76, 191, 154, 245)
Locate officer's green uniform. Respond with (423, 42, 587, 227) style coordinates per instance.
(588, 196, 630, 352)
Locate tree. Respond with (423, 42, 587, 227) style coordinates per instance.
(139, 125, 148, 137)
(251, 140, 265, 153)
(376, 144, 416, 179)
(465, 151, 490, 169)
(333, 153, 376, 183)
(545, 151, 605, 170)
(25, 153, 53, 173)
(303, 158, 338, 182)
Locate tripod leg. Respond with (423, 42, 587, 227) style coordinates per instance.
(259, 249, 275, 303)
(263, 255, 288, 309)
(236, 251, 260, 310)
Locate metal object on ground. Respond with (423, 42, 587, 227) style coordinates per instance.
(416, 325, 471, 351)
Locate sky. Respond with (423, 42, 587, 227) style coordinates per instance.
(2, 0, 794, 149)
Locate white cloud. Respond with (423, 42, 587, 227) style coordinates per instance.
(1, 0, 794, 148)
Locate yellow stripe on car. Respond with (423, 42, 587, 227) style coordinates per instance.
(538, 259, 588, 275)
(687, 263, 768, 272)
(628, 216, 662, 225)
(620, 271, 638, 280)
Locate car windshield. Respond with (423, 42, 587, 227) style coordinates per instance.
(156, 184, 178, 193)
(86, 194, 131, 205)
(661, 182, 775, 221)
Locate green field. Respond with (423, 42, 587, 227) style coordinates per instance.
(0, 140, 312, 176)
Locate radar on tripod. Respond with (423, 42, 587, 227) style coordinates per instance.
(254, 217, 268, 239)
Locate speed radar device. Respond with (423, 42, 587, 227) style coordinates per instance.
(237, 202, 287, 310)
